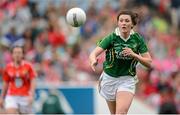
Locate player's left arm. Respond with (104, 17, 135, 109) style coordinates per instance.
(132, 52, 152, 68)
(28, 78, 36, 105)
(122, 48, 152, 68)
(122, 35, 152, 68)
(28, 64, 37, 104)
(29, 78, 36, 98)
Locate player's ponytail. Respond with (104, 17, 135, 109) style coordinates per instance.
(131, 12, 139, 26)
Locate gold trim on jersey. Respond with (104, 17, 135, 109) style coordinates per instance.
(129, 58, 137, 76)
(106, 48, 115, 69)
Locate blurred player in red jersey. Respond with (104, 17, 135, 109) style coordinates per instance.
(0, 46, 36, 114)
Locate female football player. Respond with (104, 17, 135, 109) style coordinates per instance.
(0, 46, 36, 114)
(89, 10, 152, 114)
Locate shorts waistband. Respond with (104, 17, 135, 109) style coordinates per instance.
(103, 71, 135, 80)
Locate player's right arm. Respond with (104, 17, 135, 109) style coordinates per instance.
(89, 46, 104, 71)
(0, 69, 10, 108)
(0, 81, 9, 107)
(27, 62, 37, 105)
(89, 33, 112, 71)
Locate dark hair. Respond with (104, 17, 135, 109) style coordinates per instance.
(117, 10, 139, 26)
(10, 45, 25, 54)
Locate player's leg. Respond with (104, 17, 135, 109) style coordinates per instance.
(115, 91, 134, 114)
(0, 107, 5, 114)
(106, 100, 116, 114)
(5, 108, 19, 114)
(19, 105, 32, 114)
(98, 72, 118, 114)
(18, 96, 33, 114)
(4, 96, 19, 114)
(115, 76, 137, 114)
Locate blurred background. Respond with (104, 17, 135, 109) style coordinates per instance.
(0, 0, 179, 114)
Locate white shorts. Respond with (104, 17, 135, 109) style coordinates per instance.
(5, 95, 32, 114)
(98, 72, 138, 101)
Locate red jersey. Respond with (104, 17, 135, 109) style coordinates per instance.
(3, 60, 36, 96)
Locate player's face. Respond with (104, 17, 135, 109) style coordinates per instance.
(12, 47, 24, 62)
(118, 14, 133, 33)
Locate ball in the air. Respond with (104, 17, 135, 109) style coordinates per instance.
(66, 7, 86, 27)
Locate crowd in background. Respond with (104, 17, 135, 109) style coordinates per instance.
(0, 0, 179, 114)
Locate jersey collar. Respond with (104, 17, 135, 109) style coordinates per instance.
(114, 27, 134, 42)
(12, 60, 25, 67)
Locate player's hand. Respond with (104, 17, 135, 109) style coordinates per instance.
(0, 97, 4, 108)
(90, 58, 98, 72)
(122, 47, 136, 57)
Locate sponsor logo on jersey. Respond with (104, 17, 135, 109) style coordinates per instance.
(115, 50, 133, 60)
(15, 77, 23, 88)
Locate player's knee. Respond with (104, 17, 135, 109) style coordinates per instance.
(116, 107, 128, 114)
(109, 109, 116, 115)
(5, 108, 18, 114)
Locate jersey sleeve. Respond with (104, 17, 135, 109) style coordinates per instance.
(97, 33, 112, 50)
(3, 68, 10, 82)
(138, 36, 148, 54)
(28, 64, 37, 79)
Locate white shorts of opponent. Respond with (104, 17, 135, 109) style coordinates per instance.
(99, 71, 139, 101)
(4, 95, 32, 114)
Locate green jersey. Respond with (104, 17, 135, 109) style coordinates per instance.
(98, 28, 148, 77)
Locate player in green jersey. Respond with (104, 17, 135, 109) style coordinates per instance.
(89, 10, 152, 114)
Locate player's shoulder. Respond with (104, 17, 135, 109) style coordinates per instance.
(3, 62, 14, 72)
(23, 60, 33, 67)
(5, 62, 13, 69)
(131, 32, 142, 38)
(99, 32, 115, 42)
(105, 32, 116, 39)
(131, 32, 144, 41)
(103, 31, 118, 42)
